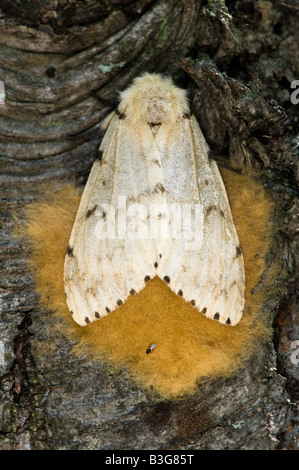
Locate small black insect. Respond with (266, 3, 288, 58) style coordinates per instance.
(146, 343, 156, 354)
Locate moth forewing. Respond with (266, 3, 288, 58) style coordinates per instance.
(156, 113, 245, 326)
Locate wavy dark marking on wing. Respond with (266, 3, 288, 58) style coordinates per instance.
(86, 205, 98, 218)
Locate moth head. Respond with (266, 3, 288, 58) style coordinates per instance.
(118, 73, 190, 125)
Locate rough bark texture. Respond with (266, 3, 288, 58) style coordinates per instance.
(0, 0, 298, 450)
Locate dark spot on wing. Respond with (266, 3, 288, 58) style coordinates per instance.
(85, 317, 90, 324)
(205, 179, 209, 186)
(153, 159, 161, 167)
(66, 245, 74, 257)
(220, 209, 224, 217)
(163, 276, 170, 284)
(97, 206, 107, 220)
(190, 299, 196, 306)
(206, 205, 217, 215)
(236, 245, 242, 257)
(86, 205, 98, 218)
(95, 149, 103, 162)
(95, 311, 100, 319)
(116, 109, 126, 120)
(159, 253, 162, 259)
(70, 310, 73, 315)
(130, 289, 136, 295)
(144, 275, 151, 282)
(226, 318, 231, 325)
(105, 307, 111, 313)
(201, 307, 207, 314)
(182, 112, 191, 119)
(213, 312, 220, 320)
(117, 299, 123, 306)
(153, 183, 165, 194)
(154, 262, 158, 268)
(177, 289, 183, 296)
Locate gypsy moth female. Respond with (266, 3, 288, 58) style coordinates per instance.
(64, 73, 245, 326)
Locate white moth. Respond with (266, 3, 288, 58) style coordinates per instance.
(64, 73, 245, 326)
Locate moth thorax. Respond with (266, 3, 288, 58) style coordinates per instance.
(142, 95, 170, 124)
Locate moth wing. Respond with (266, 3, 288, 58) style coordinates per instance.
(64, 114, 164, 326)
(157, 116, 245, 326)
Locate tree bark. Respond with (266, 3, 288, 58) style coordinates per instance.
(0, 0, 298, 450)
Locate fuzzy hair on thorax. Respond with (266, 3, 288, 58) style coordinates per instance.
(118, 73, 190, 125)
